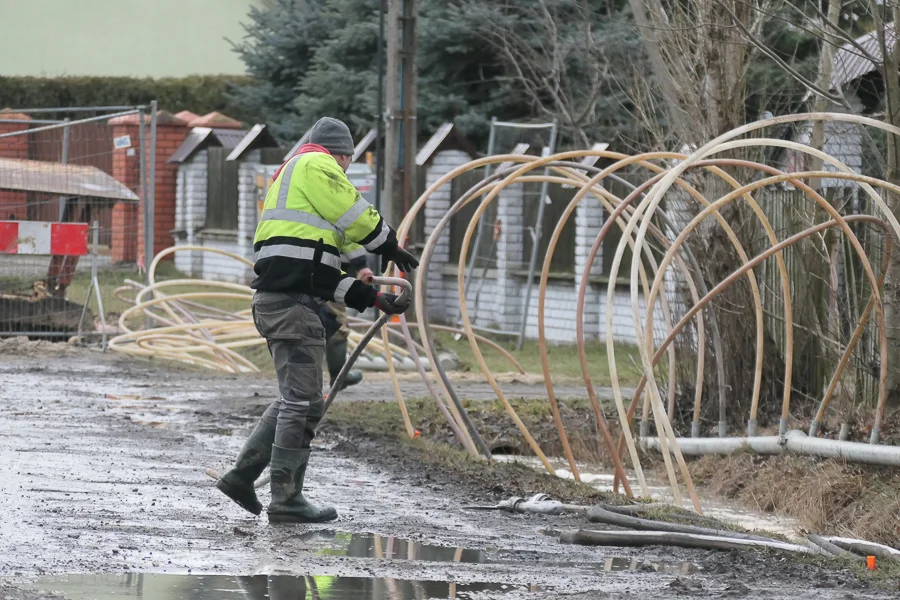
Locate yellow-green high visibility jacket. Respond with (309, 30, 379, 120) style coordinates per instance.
(251, 151, 398, 311)
(340, 241, 369, 278)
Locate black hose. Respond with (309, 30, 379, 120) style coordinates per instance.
(807, 535, 864, 561)
(587, 505, 776, 542)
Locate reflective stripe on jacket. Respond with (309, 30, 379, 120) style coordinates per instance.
(340, 241, 369, 279)
(250, 151, 397, 311)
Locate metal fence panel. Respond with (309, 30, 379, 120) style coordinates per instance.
(0, 106, 151, 341)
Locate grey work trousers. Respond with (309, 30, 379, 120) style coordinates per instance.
(251, 291, 326, 450)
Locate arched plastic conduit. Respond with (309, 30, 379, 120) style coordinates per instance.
(436, 157, 687, 488)
(574, 169, 728, 441)
(550, 151, 778, 507)
(641, 141, 890, 437)
(612, 154, 881, 469)
(435, 157, 703, 487)
(641, 173, 891, 442)
(399, 151, 771, 503)
(408, 157, 654, 472)
(568, 155, 805, 496)
(623, 112, 900, 445)
(635, 214, 888, 451)
(394, 150, 768, 500)
(606, 159, 886, 493)
(607, 145, 884, 496)
(401, 157, 604, 465)
(443, 152, 747, 502)
(639, 160, 892, 446)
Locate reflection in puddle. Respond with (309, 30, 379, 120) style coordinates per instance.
(34, 573, 535, 599)
(304, 529, 487, 563)
(303, 530, 697, 575)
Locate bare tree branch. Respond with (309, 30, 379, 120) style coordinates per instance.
(712, 0, 852, 107)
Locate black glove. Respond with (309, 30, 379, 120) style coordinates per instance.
(374, 292, 410, 315)
(381, 246, 419, 273)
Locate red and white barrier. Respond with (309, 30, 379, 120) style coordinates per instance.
(0, 221, 89, 256)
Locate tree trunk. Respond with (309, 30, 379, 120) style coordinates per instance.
(878, 5, 900, 406)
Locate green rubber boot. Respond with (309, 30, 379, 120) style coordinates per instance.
(267, 445, 337, 524)
(326, 337, 363, 390)
(216, 420, 274, 515)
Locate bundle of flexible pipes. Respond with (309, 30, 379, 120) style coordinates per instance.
(108, 246, 427, 373)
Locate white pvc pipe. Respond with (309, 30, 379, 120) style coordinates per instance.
(641, 430, 900, 467)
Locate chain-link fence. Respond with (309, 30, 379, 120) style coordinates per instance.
(0, 105, 156, 341)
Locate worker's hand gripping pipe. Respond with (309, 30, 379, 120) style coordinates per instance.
(323, 276, 413, 414)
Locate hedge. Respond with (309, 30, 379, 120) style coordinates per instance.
(0, 75, 258, 122)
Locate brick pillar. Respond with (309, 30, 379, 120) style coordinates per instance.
(575, 193, 605, 339)
(423, 150, 469, 323)
(109, 111, 188, 264)
(0, 110, 31, 220)
(109, 118, 140, 263)
(495, 182, 525, 332)
(152, 116, 188, 258)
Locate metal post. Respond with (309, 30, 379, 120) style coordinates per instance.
(454, 117, 497, 328)
(138, 109, 148, 280)
(516, 120, 558, 350)
(58, 119, 70, 221)
(147, 101, 157, 269)
(76, 222, 106, 349)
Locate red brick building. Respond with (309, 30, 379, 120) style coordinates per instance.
(108, 110, 189, 263)
(0, 110, 31, 220)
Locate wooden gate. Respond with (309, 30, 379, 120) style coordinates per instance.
(206, 147, 239, 230)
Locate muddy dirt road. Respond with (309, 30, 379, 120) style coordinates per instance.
(0, 345, 892, 599)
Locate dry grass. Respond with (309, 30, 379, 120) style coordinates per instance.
(688, 453, 900, 547)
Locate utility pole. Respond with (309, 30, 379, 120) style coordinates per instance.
(382, 0, 401, 228)
(382, 0, 417, 231)
(400, 0, 418, 223)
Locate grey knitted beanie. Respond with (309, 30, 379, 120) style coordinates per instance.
(307, 117, 354, 156)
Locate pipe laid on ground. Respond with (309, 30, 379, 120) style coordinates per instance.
(599, 503, 724, 527)
(807, 535, 864, 561)
(587, 506, 774, 542)
(824, 537, 900, 560)
(641, 429, 900, 467)
(560, 529, 818, 554)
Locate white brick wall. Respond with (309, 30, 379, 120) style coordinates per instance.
(421, 150, 671, 343)
(496, 182, 524, 331)
(198, 233, 250, 283)
(174, 151, 208, 276)
(424, 150, 469, 323)
(428, 270, 666, 343)
(236, 150, 260, 281)
(174, 149, 257, 284)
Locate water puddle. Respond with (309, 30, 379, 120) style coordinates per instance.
(304, 530, 696, 575)
(32, 573, 535, 599)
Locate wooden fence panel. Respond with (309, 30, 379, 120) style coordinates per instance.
(206, 147, 239, 230)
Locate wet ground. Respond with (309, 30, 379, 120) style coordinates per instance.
(0, 345, 894, 599)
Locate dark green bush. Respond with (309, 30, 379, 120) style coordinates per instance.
(0, 75, 258, 122)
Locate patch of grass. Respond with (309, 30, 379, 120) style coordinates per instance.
(66, 261, 185, 318)
(327, 394, 611, 463)
(65, 261, 252, 326)
(687, 452, 900, 548)
(431, 331, 644, 385)
(324, 397, 613, 504)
